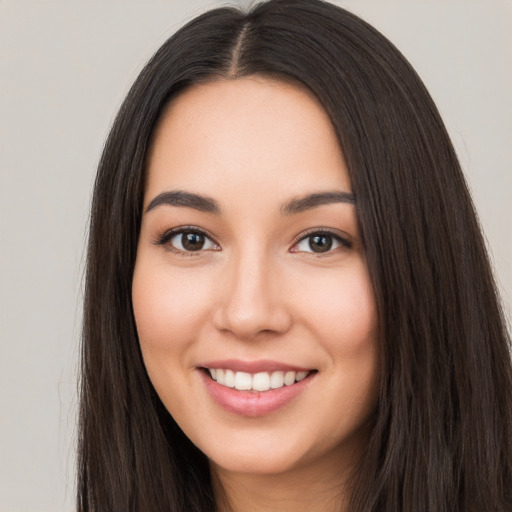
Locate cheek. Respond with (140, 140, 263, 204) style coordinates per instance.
(296, 262, 377, 350)
(131, 260, 213, 360)
(294, 261, 380, 407)
(131, 258, 219, 419)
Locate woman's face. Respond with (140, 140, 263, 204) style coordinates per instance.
(132, 77, 379, 479)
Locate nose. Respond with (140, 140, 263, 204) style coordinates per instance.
(212, 248, 292, 340)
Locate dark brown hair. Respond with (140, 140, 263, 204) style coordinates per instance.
(78, 1, 512, 510)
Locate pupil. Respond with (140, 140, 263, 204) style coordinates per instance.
(309, 234, 332, 253)
(182, 232, 204, 251)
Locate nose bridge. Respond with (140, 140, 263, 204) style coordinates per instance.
(214, 243, 290, 338)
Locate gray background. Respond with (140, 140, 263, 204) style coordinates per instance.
(1, 1, 510, 510)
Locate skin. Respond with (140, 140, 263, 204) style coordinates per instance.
(132, 77, 380, 511)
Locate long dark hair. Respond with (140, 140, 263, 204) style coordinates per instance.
(78, 1, 512, 510)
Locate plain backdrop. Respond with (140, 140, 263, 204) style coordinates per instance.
(0, 1, 510, 510)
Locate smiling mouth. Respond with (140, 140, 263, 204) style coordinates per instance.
(202, 368, 316, 392)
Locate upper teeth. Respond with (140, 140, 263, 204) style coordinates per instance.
(208, 369, 309, 391)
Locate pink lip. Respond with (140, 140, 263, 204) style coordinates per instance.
(198, 358, 312, 373)
(198, 369, 316, 417)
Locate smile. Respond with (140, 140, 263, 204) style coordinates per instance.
(207, 368, 311, 392)
(198, 361, 317, 416)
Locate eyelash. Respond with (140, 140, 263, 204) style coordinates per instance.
(154, 226, 352, 255)
(291, 228, 353, 254)
(154, 226, 220, 256)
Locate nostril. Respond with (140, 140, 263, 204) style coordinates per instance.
(212, 305, 293, 339)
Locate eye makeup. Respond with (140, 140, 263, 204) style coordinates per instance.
(152, 223, 353, 258)
(153, 225, 220, 255)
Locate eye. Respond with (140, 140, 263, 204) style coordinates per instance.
(292, 231, 351, 254)
(156, 228, 220, 253)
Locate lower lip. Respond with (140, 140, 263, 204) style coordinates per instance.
(199, 370, 315, 417)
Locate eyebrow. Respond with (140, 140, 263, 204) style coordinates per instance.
(281, 191, 355, 215)
(145, 190, 220, 214)
(145, 189, 355, 216)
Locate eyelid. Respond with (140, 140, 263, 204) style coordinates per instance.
(153, 225, 221, 253)
(153, 225, 352, 255)
(290, 227, 353, 253)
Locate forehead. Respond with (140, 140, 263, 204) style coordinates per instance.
(145, 76, 351, 205)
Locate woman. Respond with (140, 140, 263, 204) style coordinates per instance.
(78, 0, 512, 510)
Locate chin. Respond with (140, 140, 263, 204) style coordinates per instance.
(208, 446, 308, 476)
(193, 420, 365, 480)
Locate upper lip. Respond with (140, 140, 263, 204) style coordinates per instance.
(197, 359, 314, 374)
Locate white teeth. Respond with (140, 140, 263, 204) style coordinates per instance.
(270, 371, 285, 389)
(207, 368, 311, 391)
(296, 371, 308, 382)
(252, 372, 271, 392)
(224, 369, 235, 388)
(234, 371, 252, 391)
(284, 371, 296, 386)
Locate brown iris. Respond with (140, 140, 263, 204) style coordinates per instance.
(309, 234, 333, 253)
(181, 232, 206, 251)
